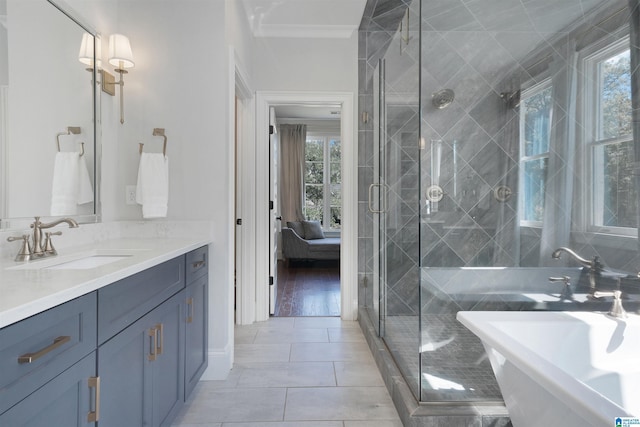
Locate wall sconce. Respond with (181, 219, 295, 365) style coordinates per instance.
(106, 34, 135, 124)
(78, 33, 102, 71)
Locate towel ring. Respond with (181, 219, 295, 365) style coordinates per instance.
(56, 126, 81, 152)
(139, 128, 167, 156)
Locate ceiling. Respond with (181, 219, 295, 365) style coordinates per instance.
(240, 0, 368, 38)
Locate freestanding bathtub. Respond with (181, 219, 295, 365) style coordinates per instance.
(457, 311, 640, 427)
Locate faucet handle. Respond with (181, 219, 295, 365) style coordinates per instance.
(549, 276, 573, 300)
(7, 235, 33, 262)
(43, 231, 62, 256)
(592, 290, 620, 298)
(592, 290, 627, 319)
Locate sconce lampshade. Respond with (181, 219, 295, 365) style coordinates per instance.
(78, 33, 102, 68)
(108, 34, 135, 70)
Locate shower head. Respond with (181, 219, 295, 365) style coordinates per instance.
(432, 89, 455, 109)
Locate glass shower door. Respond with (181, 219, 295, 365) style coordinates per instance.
(370, 59, 386, 337)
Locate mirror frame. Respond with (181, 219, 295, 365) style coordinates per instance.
(0, 0, 101, 230)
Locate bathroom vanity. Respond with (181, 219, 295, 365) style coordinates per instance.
(0, 238, 209, 426)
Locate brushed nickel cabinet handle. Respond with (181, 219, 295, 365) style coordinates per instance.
(192, 260, 205, 268)
(186, 297, 194, 324)
(148, 327, 157, 361)
(156, 323, 163, 356)
(18, 335, 71, 364)
(87, 376, 100, 422)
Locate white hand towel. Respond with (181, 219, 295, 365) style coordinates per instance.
(136, 153, 169, 218)
(50, 152, 94, 215)
(77, 154, 94, 205)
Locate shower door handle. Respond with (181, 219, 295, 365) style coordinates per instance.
(368, 183, 387, 213)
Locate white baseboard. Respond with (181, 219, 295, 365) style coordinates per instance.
(199, 346, 233, 380)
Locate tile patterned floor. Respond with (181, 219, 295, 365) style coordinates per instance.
(171, 317, 403, 427)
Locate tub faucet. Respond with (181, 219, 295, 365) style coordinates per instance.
(30, 216, 79, 257)
(552, 247, 603, 289)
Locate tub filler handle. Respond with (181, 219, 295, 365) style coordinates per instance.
(592, 290, 627, 319)
(548, 276, 573, 300)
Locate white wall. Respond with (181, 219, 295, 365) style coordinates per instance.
(253, 35, 358, 92)
(225, 0, 255, 76)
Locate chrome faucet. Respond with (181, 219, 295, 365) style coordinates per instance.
(31, 216, 79, 256)
(551, 247, 603, 290)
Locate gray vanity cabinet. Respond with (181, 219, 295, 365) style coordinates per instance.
(185, 245, 209, 399)
(0, 245, 209, 427)
(0, 292, 98, 425)
(98, 290, 185, 427)
(0, 352, 97, 426)
(97, 255, 188, 427)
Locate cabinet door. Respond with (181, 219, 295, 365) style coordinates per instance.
(151, 291, 185, 427)
(185, 274, 208, 399)
(98, 311, 151, 427)
(98, 290, 184, 427)
(0, 352, 97, 427)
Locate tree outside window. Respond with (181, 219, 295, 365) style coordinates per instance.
(587, 40, 636, 231)
(304, 135, 341, 230)
(520, 81, 553, 226)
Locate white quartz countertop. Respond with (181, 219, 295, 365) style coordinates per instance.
(0, 237, 210, 329)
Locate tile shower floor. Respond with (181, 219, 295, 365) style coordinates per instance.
(171, 316, 403, 427)
(384, 315, 502, 402)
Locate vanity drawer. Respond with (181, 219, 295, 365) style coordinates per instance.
(186, 245, 208, 284)
(0, 292, 97, 415)
(98, 256, 185, 344)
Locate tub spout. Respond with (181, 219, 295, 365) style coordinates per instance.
(552, 247, 595, 269)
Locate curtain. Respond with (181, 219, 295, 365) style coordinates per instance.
(539, 43, 579, 266)
(279, 124, 307, 223)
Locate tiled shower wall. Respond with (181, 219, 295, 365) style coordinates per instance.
(359, 0, 640, 317)
(358, 0, 523, 315)
(358, 0, 414, 313)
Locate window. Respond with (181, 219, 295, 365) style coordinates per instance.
(304, 134, 341, 230)
(585, 38, 636, 234)
(519, 80, 553, 226)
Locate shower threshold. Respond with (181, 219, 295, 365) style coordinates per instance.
(358, 308, 511, 427)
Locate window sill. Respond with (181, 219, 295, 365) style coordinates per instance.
(573, 231, 637, 251)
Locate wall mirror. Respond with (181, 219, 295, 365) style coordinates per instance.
(0, 0, 99, 229)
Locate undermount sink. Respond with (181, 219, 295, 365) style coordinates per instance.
(45, 255, 132, 270)
(7, 249, 146, 270)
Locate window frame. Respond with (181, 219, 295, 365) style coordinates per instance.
(304, 132, 342, 231)
(582, 35, 636, 237)
(518, 78, 553, 228)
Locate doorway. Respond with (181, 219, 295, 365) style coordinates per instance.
(252, 91, 357, 323)
(272, 105, 343, 317)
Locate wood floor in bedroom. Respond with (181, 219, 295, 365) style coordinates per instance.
(274, 260, 341, 317)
